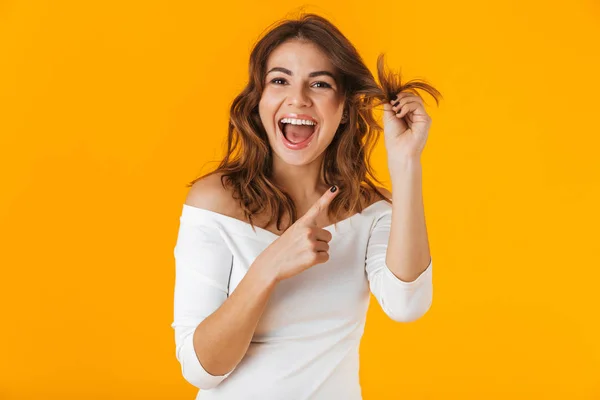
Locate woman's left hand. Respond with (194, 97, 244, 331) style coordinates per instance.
(383, 91, 432, 162)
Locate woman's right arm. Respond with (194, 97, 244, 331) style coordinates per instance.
(171, 177, 277, 390)
(191, 253, 277, 378)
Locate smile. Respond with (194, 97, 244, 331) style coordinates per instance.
(277, 115, 319, 151)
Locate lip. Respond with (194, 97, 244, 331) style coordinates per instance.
(278, 113, 319, 124)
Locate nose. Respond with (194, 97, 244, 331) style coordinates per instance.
(286, 85, 312, 108)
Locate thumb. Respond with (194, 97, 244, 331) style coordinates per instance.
(382, 101, 407, 134)
(382, 102, 397, 125)
(301, 185, 340, 227)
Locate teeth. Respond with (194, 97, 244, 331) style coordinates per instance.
(280, 117, 316, 126)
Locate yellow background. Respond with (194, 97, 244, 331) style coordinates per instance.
(1, 0, 599, 398)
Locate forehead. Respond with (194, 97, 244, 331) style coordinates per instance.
(266, 40, 335, 72)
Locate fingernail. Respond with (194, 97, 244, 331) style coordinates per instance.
(392, 100, 399, 107)
(330, 185, 337, 193)
(391, 95, 398, 102)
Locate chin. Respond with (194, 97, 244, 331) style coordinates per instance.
(273, 148, 320, 166)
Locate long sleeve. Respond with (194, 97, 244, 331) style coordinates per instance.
(171, 210, 236, 389)
(365, 209, 433, 323)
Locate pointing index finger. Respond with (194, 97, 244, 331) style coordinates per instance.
(302, 185, 339, 227)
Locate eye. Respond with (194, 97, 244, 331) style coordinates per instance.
(312, 81, 332, 89)
(270, 77, 287, 85)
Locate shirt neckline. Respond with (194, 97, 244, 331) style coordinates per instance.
(182, 199, 390, 242)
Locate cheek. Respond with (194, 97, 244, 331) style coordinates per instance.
(258, 96, 280, 129)
(258, 102, 271, 131)
(319, 96, 343, 115)
(319, 101, 344, 128)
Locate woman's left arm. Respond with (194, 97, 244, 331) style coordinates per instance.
(387, 157, 432, 283)
(363, 90, 434, 322)
(384, 91, 434, 282)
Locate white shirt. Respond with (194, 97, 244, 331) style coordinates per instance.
(171, 199, 433, 399)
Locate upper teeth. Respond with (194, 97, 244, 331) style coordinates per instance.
(280, 118, 316, 126)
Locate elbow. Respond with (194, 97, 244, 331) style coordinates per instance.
(386, 293, 433, 323)
(180, 362, 227, 390)
(380, 262, 433, 323)
(176, 332, 231, 390)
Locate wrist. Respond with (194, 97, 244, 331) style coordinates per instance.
(389, 156, 422, 178)
(250, 258, 279, 289)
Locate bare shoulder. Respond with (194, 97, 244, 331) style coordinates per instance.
(185, 172, 238, 216)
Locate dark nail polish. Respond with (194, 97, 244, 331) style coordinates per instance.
(330, 185, 337, 193)
(392, 100, 399, 107)
(391, 95, 398, 102)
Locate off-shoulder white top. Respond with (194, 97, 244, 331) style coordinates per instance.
(171, 199, 433, 399)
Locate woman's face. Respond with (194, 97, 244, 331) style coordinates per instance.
(258, 39, 345, 166)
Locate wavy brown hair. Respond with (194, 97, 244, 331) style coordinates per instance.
(187, 13, 442, 233)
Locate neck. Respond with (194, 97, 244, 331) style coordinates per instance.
(271, 154, 329, 205)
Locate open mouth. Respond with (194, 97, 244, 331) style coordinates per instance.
(277, 117, 318, 146)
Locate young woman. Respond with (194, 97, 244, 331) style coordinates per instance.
(171, 13, 442, 399)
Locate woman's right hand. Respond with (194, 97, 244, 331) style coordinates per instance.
(255, 186, 341, 283)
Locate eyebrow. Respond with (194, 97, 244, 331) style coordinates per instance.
(266, 67, 337, 81)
